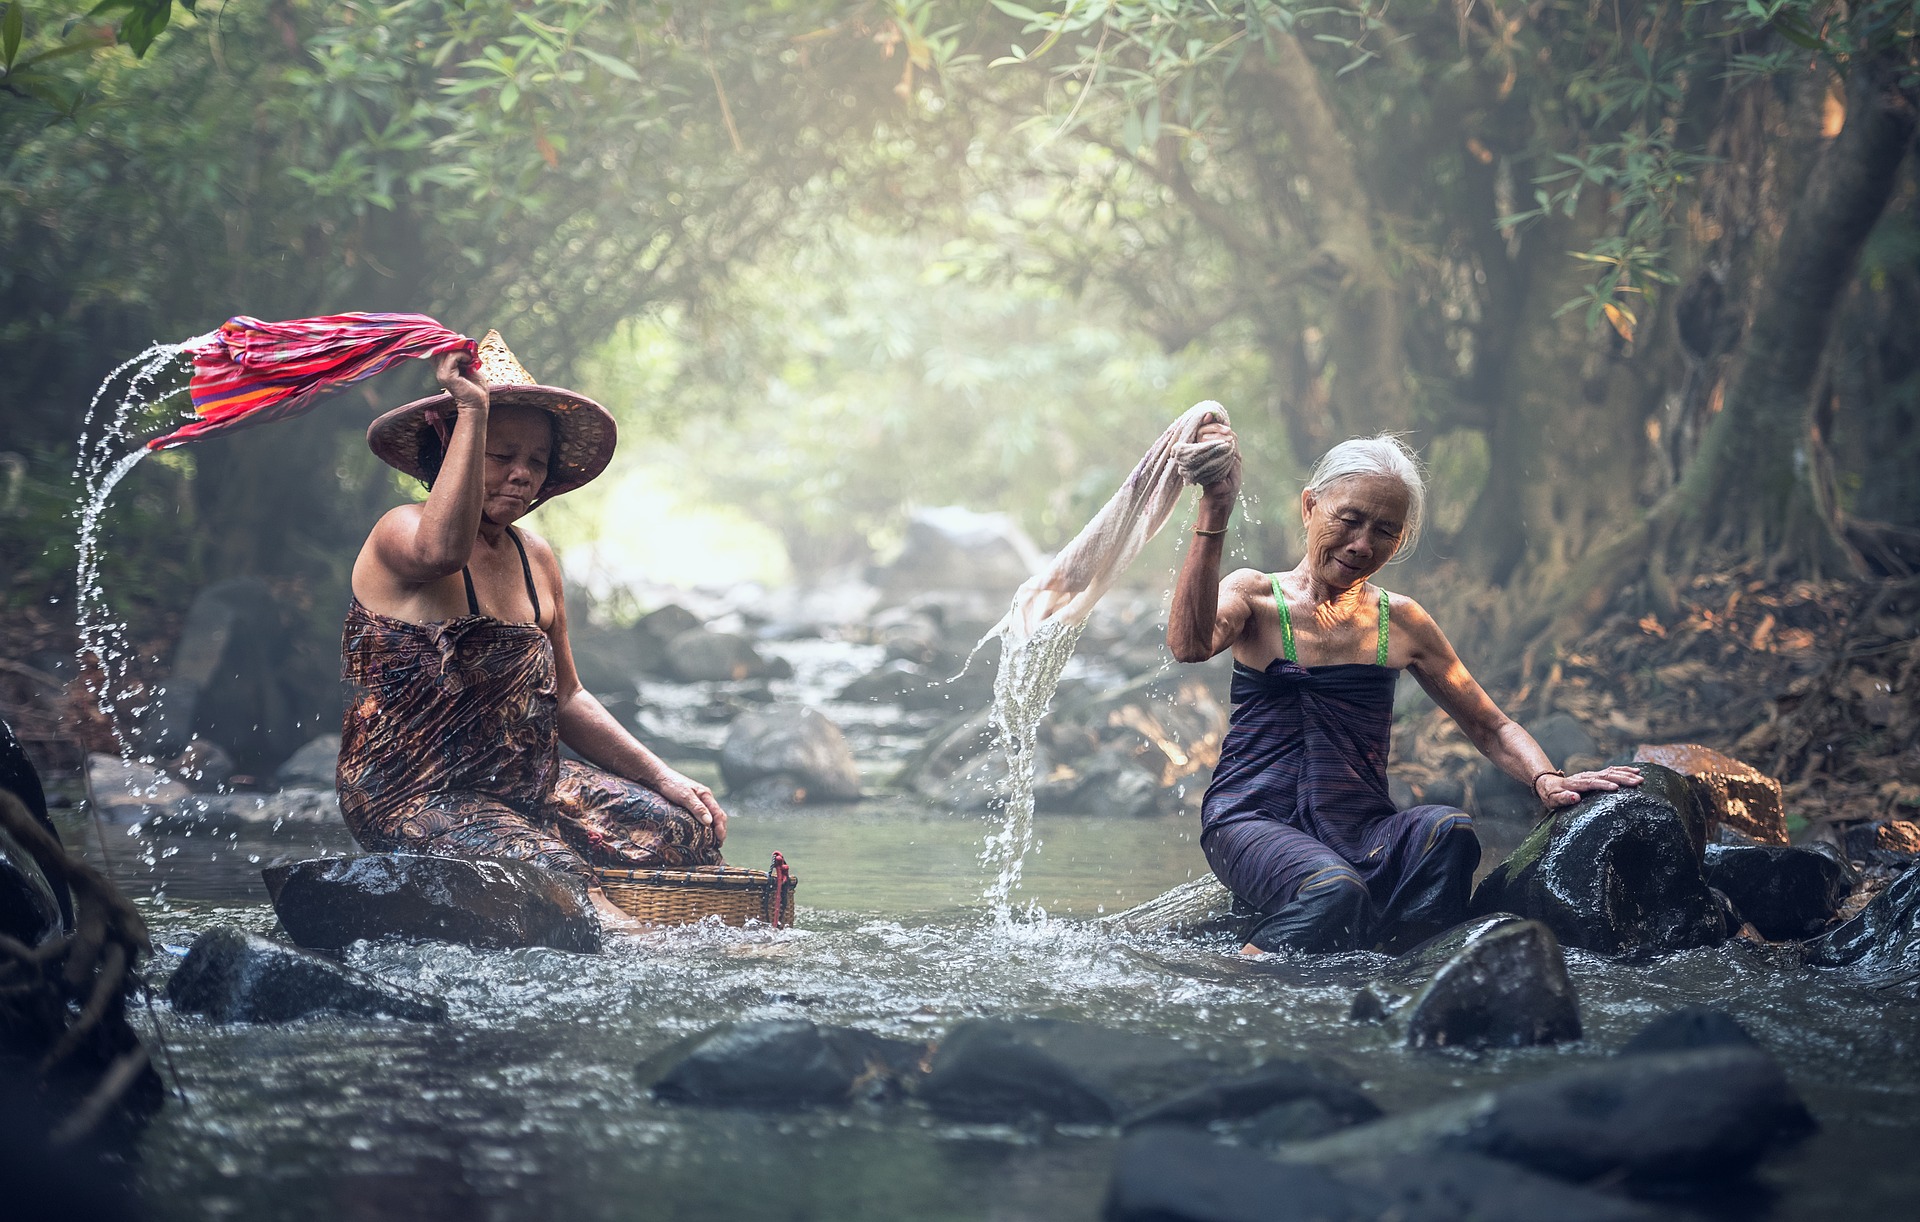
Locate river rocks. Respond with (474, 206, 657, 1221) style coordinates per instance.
(262, 855, 601, 954)
(1470, 764, 1726, 955)
(84, 753, 190, 823)
(1121, 1060, 1380, 1137)
(1359, 916, 1582, 1050)
(917, 1018, 1223, 1124)
(1701, 844, 1854, 940)
(1802, 862, 1920, 990)
(273, 735, 340, 788)
(2, 715, 69, 931)
(1843, 818, 1920, 864)
(0, 822, 64, 948)
(164, 925, 446, 1023)
(1105, 1130, 1664, 1222)
(641, 1021, 926, 1108)
(1619, 1008, 1760, 1056)
(870, 506, 1043, 595)
(1633, 743, 1787, 846)
(665, 628, 782, 683)
(1280, 1046, 1813, 1188)
(1101, 875, 1242, 937)
(718, 706, 860, 803)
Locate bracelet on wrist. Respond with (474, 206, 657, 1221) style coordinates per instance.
(1530, 769, 1567, 799)
(1193, 526, 1228, 537)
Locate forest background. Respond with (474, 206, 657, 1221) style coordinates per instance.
(3, 0, 1917, 807)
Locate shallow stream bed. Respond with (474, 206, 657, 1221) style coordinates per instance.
(59, 801, 1920, 1221)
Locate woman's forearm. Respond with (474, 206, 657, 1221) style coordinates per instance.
(556, 689, 670, 785)
(1168, 496, 1234, 662)
(1477, 719, 1556, 793)
(411, 405, 489, 570)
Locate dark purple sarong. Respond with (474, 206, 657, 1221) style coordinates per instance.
(1200, 658, 1478, 952)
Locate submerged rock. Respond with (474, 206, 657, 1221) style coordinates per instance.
(1279, 1046, 1813, 1188)
(641, 1021, 926, 1109)
(1633, 743, 1787, 846)
(917, 1018, 1223, 1124)
(1618, 1008, 1760, 1057)
(1102, 875, 1242, 937)
(1702, 844, 1854, 940)
(1392, 916, 1582, 1050)
(1105, 1130, 1664, 1222)
(263, 855, 601, 954)
(719, 706, 861, 803)
(1121, 1060, 1379, 1134)
(1802, 863, 1920, 991)
(1470, 764, 1725, 955)
(164, 925, 445, 1023)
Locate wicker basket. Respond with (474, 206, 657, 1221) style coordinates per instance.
(596, 853, 796, 928)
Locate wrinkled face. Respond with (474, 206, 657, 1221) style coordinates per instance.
(481, 405, 554, 525)
(1300, 473, 1409, 593)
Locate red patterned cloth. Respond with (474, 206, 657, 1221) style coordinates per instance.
(147, 312, 475, 450)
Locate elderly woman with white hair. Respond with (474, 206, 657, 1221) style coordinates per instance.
(1168, 424, 1641, 954)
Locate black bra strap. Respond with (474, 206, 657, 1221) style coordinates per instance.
(508, 527, 542, 624)
(460, 567, 481, 616)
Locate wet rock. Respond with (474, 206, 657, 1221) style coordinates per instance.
(164, 925, 445, 1023)
(719, 706, 860, 803)
(84, 752, 190, 823)
(1102, 875, 1242, 937)
(1105, 1130, 1664, 1222)
(870, 506, 1042, 595)
(836, 658, 928, 703)
(917, 1018, 1223, 1124)
(871, 605, 946, 666)
(641, 1020, 926, 1109)
(1802, 863, 1920, 990)
(1054, 748, 1165, 818)
(1279, 1046, 1813, 1187)
(896, 664, 996, 715)
(1474, 714, 1601, 821)
(0, 822, 64, 948)
(664, 628, 776, 683)
(137, 577, 334, 770)
(1701, 844, 1854, 940)
(1397, 917, 1581, 1050)
(1121, 1060, 1379, 1133)
(1843, 819, 1920, 865)
(1469, 764, 1725, 955)
(272, 735, 340, 789)
(1618, 1008, 1760, 1057)
(262, 854, 601, 954)
(1048, 671, 1228, 810)
(1633, 743, 1787, 846)
(2, 714, 70, 930)
(169, 738, 236, 792)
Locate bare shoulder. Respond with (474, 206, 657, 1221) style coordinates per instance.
(1221, 567, 1269, 597)
(1383, 591, 1458, 659)
(514, 524, 559, 566)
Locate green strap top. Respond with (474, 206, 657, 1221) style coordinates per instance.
(1269, 573, 1390, 667)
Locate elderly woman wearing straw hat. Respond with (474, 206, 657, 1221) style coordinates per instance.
(1169, 423, 1641, 955)
(337, 332, 726, 924)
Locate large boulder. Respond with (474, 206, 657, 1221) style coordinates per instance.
(1104, 1130, 1665, 1222)
(1470, 764, 1726, 955)
(1634, 743, 1787, 846)
(137, 577, 335, 770)
(664, 628, 783, 683)
(719, 706, 861, 803)
(1354, 915, 1582, 1051)
(1279, 1046, 1813, 1188)
(917, 1018, 1225, 1124)
(1701, 844, 1854, 941)
(164, 925, 446, 1023)
(640, 1021, 926, 1109)
(1102, 875, 1242, 937)
(870, 506, 1043, 595)
(1802, 862, 1920, 991)
(262, 855, 601, 954)
(273, 735, 341, 789)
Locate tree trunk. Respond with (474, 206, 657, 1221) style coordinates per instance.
(1676, 48, 1919, 566)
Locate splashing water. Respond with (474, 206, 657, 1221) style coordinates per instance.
(979, 617, 1086, 922)
(73, 341, 201, 757)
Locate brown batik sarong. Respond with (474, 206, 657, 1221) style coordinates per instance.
(336, 595, 720, 883)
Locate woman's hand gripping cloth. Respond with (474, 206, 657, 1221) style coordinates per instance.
(987, 402, 1237, 652)
(147, 312, 476, 451)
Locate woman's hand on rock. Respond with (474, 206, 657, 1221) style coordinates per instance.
(434, 350, 489, 411)
(657, 769, 729, 844)
(1537, 765, 1644, 807)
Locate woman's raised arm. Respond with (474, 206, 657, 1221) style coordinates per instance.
(368, 352, 491, 582)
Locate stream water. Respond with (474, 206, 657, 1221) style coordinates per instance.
(50, 792, 1920, 1222)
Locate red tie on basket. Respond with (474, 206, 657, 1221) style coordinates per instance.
(769, 852, 791, 931)
(147, 312, 476, 451)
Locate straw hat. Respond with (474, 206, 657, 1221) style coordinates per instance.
(367, 330, 617, 501)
